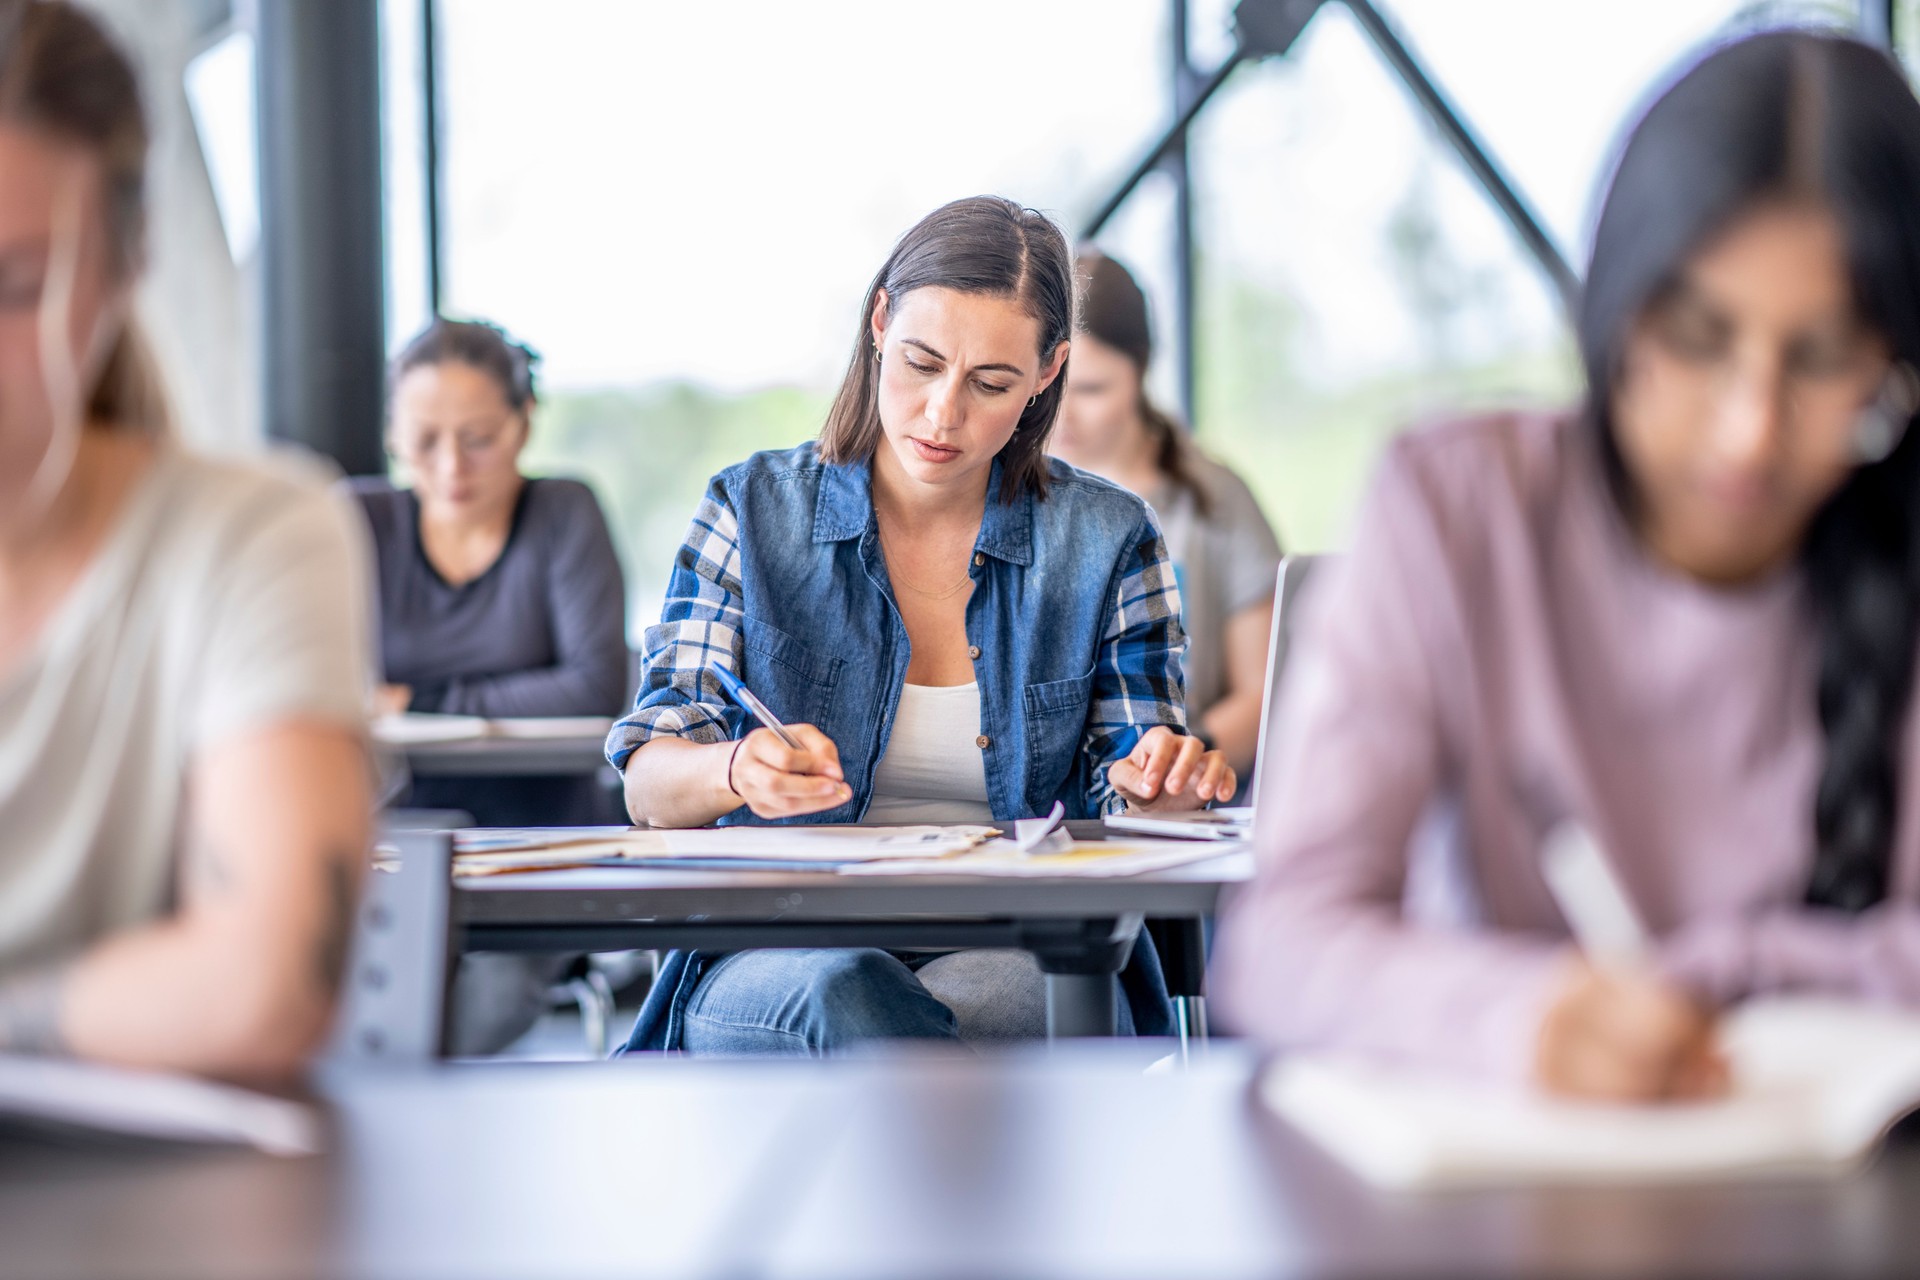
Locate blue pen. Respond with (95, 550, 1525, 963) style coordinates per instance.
(708, 663, 803, 750)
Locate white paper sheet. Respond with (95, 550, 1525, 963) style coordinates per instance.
(1261, 997, 1920, 1187)
(0, 1056, 320, 1155)
(451, 824, 1002, 875)
(836, 836, 1244, 878)
(373, 714, 614, 746)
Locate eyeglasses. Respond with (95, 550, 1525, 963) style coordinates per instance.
(1635, 326, 1889, 430)
(387, 419, 517, 464)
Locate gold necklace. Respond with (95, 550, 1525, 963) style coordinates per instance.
(877, 525, 974, 600)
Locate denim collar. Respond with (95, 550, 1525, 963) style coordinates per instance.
(811, 453, 1035, 567)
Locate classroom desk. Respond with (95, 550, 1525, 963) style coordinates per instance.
(396, 734, 616, 779)
(6, 1047, 1920, 1280)
(456, 824, 1249, 1037)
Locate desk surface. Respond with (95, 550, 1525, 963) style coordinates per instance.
(4, 1048, 1917, 1280)
(458, 820, 1249, 928)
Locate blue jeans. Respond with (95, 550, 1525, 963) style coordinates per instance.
(677, 948, 1135, 1056)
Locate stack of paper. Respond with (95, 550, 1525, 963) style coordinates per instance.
(451, 825, 1002, 876)
(836, 836, 1244, 878)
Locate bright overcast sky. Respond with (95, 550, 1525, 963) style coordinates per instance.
(387, 0, 1790, 394)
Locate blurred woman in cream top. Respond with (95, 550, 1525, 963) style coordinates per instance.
(1217, 32, 1920, 1102)
(0, 2, 372, 1078)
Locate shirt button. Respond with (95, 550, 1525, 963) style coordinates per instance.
(968, 645, 982, 660)
(973, 552, 985, 567)
(975, 734, 991, 750)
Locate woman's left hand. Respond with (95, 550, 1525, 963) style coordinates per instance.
(1109, 725, 1237, 811)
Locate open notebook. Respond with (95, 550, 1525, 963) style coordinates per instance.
(1262, 997, 1920, 1187)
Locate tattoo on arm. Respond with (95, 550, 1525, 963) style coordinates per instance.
(312, 850, 357, 997)
(0, 963, 70, 1057)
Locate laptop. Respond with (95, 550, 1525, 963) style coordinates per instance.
(1104, 556, 1321, 841)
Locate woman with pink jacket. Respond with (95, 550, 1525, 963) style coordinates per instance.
(1217, 31, 1920, 1102)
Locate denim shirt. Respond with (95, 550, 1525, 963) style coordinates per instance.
(605, 441, 1189, 1052)
(607, 441, 1188, 820)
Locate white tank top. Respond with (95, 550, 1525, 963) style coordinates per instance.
(863, 682, 994, 825)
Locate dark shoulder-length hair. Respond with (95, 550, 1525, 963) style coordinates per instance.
(1581, 31, 1920, 911)
(819, 196, 1074, 503)
(391, 317, 542, 414)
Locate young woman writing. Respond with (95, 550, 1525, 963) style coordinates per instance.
(1216, 31, 1920, 1101)
(609, 196, 1234, 1053)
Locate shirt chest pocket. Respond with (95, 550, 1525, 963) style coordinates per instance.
(1022, 667, 1096, 805)
(740, 615, 844, 729)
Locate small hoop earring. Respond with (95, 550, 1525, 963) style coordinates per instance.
(1026, 395, 1038, 408)
(873, 345, 882, 363)
(1855, 361, 1920, 464)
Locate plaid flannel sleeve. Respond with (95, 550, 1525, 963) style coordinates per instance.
(605, 482, 747, 770)
(1083, 509, 1190, 815)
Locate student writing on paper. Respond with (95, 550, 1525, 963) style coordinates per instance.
(348, 319, 628, 826)
(1053, 251, 1282, 778)
(0, 3, 372, 1078)
(1216, 31, 1920, 1101)
(607, 197, 1235, 1054)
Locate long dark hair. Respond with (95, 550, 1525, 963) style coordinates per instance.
(819, 196, 1074, 502)
(1076, 250, 1211, 515)
(1582, 31, 1920, 911)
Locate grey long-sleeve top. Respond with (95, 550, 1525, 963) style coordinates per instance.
(349, 476, 629, 717)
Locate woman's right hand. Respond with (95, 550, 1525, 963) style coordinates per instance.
(1533, 959, 1730, 1102)
(724, 725, 852, 819)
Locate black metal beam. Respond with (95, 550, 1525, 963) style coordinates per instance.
(1082, 47, 1247, 240)
(256, 0, 387, 475)
(422, 0, 444, 316)
(1169, 0, 1199, 423)
(1341, 0, 1579, 313)
(1082, 0, 1584, 389)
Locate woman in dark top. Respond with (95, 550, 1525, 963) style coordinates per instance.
(352, 319, 629, 827)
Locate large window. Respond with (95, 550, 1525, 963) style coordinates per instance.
(432, 0, 1166, 627)
(419, 0, 1883, 628)
(1160, 0, 1861, 551)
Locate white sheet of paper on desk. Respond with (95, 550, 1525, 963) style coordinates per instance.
(450, 824, 1002, 875)
(1261, 997, 1920, 1188)
(0, 1055, 321, 1156)
(996, 801, 1068, 854)
(628, 825, 998, 861)
(453, 827, 634, 854)
(374, 714, 614, 746)
(373, 713, 492, 745)
(837, 835, 1243, 877)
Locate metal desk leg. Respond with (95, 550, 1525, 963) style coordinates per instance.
(1029, 912, 1141, 1040)
(1045, 972, 1117, 1038)
(1174, 995, 1209, 1065)
(1146, 915, 1210, 1063)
